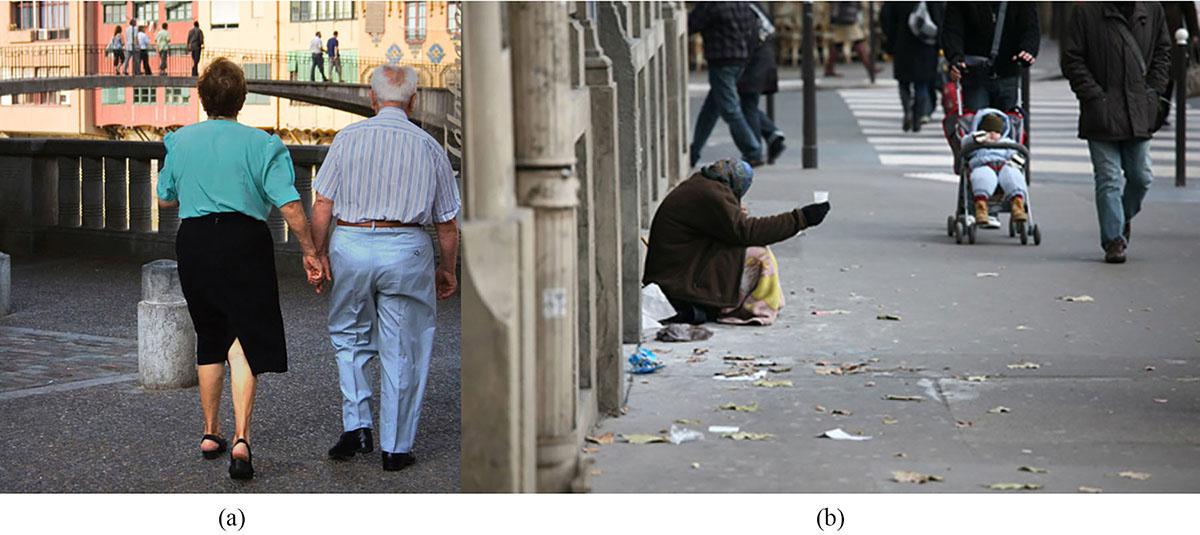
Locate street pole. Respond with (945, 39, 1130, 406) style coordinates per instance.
(1022, 65, 1031, 181)
(866, 1, 876, 84)
(802, 0, 817, 169)
(1175, 28, 1189, 188)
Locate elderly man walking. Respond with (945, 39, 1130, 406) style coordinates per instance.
(310, 65, 460, 471)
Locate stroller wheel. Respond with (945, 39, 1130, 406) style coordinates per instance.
(1018, 221, 1028, 245)
(954, 218, 964, 244)
(947, 216, 956, 237)
(968, 222, 977, 244)
(1033, 224, 1042, 246)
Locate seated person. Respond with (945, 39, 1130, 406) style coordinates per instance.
(964, 109, 1028, 225)
(642, 159, 830, 326)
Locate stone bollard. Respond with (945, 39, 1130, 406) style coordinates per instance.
(0, 252, 10, 316)
(137, 260, 197, 389)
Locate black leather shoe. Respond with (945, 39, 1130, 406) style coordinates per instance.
(328, 428, 374, 460)
(767, 136, 786, 164)
(382, 451, 416, 471)
(228, 438, 254, 480)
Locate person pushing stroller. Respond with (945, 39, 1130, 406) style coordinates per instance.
(962, 109, 1027, 227)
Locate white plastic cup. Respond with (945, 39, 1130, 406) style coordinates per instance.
(814, 191, 829, 204)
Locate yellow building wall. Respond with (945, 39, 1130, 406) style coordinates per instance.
(0, 1, 94, 136)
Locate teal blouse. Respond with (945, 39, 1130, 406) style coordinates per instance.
(157, 119, 301, 221)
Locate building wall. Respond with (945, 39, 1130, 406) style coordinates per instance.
(0, 0, 93, 135)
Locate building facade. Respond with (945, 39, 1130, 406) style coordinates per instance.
(0, 0, 93, 135)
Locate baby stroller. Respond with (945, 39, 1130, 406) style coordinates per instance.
(941, 79, 1042, 245)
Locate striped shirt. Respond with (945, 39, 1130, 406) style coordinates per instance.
(313, 107, 460, 224)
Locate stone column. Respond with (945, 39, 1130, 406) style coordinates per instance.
(104, 157, 129, 231)
(57, 156, 80, 228)
(81, 157, 104, 229)
(267, 207, 286, 242)
(289, 163, 313, 243)
(510, 1, 582, 492)
(662, 2, 689, 186)
(152, 160, 180, 235)
(128, 159, 153, 232)
(0, 251, 10, 316)
(137, 260, 197, 389)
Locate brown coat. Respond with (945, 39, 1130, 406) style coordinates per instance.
(1061, 2, 1172, 141)
(642, 174, 805, 309)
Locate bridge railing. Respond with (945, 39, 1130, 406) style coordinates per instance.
(0, 45, 459, 88)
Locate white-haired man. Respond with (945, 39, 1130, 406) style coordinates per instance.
(310, 65, 460, 471)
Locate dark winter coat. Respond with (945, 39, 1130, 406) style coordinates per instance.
(643, 174, 806, 309)
(1061, 2, 1172, 141)
(940, 2, 1040, 79)
(738, 3, 778, 95)
(688, 1, 760, 64)
(880, 1, 944, 84)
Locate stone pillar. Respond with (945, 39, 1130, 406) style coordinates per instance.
(289, 163, 313, 243)
(81, 157, 104, 229)
(57, 156, 80, 228)
(267, 207, 286, 242)
(128, 159, 152, 232)
(662, 3, 689, 186)
(104, 157, 129, 231)
(137, 260, 197, 389)
(151, 160, 180, 235)
(510, 1, 582, 492)
(0, 251, 10, 316)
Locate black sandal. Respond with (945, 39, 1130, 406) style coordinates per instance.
(228, 438, 254, 480)
(200, 434, 228, 460)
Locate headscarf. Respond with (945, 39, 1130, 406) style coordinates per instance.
(700, 158, 754, 199)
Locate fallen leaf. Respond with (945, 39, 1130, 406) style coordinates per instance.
(881, 416, 898, 425)
(1018, 466, 1048, 474)
(717, 402, 759, 413)
(725, 432, 773, 441)
(955, 420, 973, 428)
(987, 482, 1042, 491)
(722, 355, 757, 361)
(967, 375, 988, 382)
(988, 406, 1012, 414)
(685, 356, 705, 364)
(893, 452, 907, 458)
(621, 434, 667, 445)
(693, 348, 709, 356)
(1153, 398, 1168, 404)
(1143, 366, 1155, 372)
(877, 314, 902, 321)
(1118, 471, 1151, 481)
(884, 395, 923, 402)
(1078, 486, 1103, 493)
(690, 462, 700, 469)
(814, 367, 842, 376)
(585, 432, 615, 445)
(864, 381, 877, 387)
(590, 469, 602, 476)
(674, 419, 701, 425)
(976, 272, 1000, 278)
(1059, 295, 1095, 302)
(582, 446, 599, 454)
(715, 365, 759, 378)
(767, 366, 792, 373)
(831, 408, 853, 416)
(1007, 361, 1041, 370)
(892, 471, 943, 484)
(814, 360, 831, 366)
(813, 405, 827, 413)
(753, 379, 793, 388)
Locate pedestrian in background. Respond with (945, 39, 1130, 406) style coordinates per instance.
(156, 22, 171, 75)
(738, 2, 787, 165)
(157, 58, 323, 480)
(187, 21, 204, 76)
(310, 64, 460, 472)
(328, 31, 343, 83)
(941, 2, 1039, 111)
(823, 1, 878, 78)
(687, 1, 764, 168)
(107, 26, 125, 75)
(137, 26, 152, 76)
(881, 1, 943, 132)
(125, 18, 139, 75)
(1061, 2, 1171, 264)
(310, 31, 328, 82)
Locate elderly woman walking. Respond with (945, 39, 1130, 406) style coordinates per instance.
(643, 159, 830, 325)
(157, 58, 322, 480)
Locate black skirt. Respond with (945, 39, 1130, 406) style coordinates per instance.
(175, 212, 288, 375)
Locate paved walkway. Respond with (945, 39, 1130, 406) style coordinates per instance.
(0, 254, 459, 492)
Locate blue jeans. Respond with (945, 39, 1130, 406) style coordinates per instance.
(691, 63, 762, 166)
(1087, 139, 1153, 249)
(328, 226, 437, 454)
(962, 75, 1019, 111)
(739, 92, 783, 144)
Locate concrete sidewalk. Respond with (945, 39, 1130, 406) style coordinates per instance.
(0, 254, 460, 492)
(589, 87, 1200, 493)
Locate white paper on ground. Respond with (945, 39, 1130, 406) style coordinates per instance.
(712, 370, 769, 382)
(819, 428, 873, 441)
(641, 283, 676, 321)
(708, 426, 740, 434)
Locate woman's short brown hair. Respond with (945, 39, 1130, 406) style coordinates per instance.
(198, 57, 247, 117)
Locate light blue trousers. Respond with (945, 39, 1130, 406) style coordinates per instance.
(970, 163, 1027, 200)
(328, 226, 436, 454)
(1087, 139, 1153, 248)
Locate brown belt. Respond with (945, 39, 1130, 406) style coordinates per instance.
(337, 219, 422, 228)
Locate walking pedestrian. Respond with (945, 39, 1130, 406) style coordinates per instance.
(156, 58, 323, 480)
(187, 21, 204, 76)
(327, 31, 343, 83)
(156, 22, 171, 75)
(881, 1, 944, 132)
(1061, 2, 1172, 264)
(941, 2, 1039, 111)
(738, 2, 787, 165)
(822, 1, 879, 78)
(125, 18, 139, 75)
(107, 26, 125, 75)
(310, 65, 460, 471)
(310, 31, 328, 82)
(137, 25, 152, 76)
(688, 2, 765, 168)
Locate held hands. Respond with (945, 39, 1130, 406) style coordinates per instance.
(800, 201, 831, 229)
(1012, 50, 1035, 66)
(304, 253, 332, 294)
(436, 268, 457, 300)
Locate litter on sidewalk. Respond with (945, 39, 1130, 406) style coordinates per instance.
(640, 283, 677, 331)
(655, 323, 713, 342)
(708, 425, 740, 434)
(628, 347, 665, 374)
(713, 369, 767, 382)
(667, 425, 704, 445)
(818, 428, 872, 441)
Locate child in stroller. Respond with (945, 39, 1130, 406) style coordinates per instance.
(962, 109, 1027, 227)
